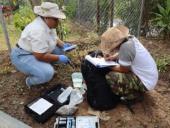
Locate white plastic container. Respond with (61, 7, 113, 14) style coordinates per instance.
(57, 87, 73, 104)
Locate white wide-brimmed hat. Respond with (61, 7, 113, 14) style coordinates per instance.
(100, 25, 130, 55)
(34, 2, 66, 19)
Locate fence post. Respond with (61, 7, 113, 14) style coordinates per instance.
(96, 0, 100, 33)
(0, 5, 11, 53)
(110, 0, 114, 27)
(137, 0, 144, 38)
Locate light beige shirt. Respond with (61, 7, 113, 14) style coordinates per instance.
(18, 16, 58, 53)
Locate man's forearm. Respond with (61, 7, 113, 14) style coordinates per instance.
(111, 65, 130, 73)
(33, 52, 59, 62)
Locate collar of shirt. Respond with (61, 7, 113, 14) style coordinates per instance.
(36, 16, 54, 35)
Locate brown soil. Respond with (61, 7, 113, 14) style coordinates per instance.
(0, 27, 170, 128)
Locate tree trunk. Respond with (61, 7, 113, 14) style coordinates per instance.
(28, 0, 41, 9)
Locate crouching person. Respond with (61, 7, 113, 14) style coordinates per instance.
(10, 2, 71, 88)
(100, 25, 158, 100)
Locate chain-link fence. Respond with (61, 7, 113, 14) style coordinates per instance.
(0, 0, 144, 52)
(65, 0, 144, 36)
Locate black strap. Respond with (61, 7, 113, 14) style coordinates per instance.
(16, 44, 23, 50)
(16, 43, 20, 48)
(15, 44, 32, 55)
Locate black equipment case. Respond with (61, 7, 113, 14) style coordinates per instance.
(25, 84, 69, 123)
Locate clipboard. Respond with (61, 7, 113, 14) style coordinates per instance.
(85, 55, 118, 68)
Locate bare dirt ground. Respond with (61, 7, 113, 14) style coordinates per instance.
(0, 25, 170, 128)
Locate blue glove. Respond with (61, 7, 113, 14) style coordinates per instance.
(58, 55, 70, 64)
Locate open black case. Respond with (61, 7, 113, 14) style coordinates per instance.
(25, 84, 69, 123)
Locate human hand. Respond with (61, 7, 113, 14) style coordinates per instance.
(104, 53, 119, 61)
(104, 54, 112, 61)
(58, 55, 70, 63)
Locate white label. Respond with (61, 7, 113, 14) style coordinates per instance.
(29, 98, 53, 115)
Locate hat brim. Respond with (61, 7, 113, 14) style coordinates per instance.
(34, 6, 66, 19)
(49, 11, 66, 19)
(100, 25, 129, 54)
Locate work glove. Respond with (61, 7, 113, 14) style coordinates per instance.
(58, 55, 70, 64)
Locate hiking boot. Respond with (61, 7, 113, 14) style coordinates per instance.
(120, 93, 144, 105)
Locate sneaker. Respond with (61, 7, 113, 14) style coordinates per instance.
(120, 93, 144, 105)
(25, 77, 31, 89)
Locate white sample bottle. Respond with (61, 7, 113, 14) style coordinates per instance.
(57, 87, 73, 104)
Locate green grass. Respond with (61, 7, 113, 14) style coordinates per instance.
(0, 23, 21, 51)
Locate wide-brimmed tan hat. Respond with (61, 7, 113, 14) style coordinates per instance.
(100, 25, 130, 55)
(34, 2, 66, 19)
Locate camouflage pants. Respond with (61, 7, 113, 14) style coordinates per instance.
(106, 72, 147, 100)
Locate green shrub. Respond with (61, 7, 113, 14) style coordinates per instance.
(13, 6, 35, 30)
(64, 0, 77, 19)
(56, 22, 70, 40)
(151, 0, 170, 39)
(156, 56, 170, 73)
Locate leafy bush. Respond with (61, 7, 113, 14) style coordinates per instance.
(13, 6, 35, 30)
(156, 56, 170, 73)
(64, 0, 77, 19)
(13, 5, 69, 40)
(151, 0, 170, 39)
(56, 22, 70, 40)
